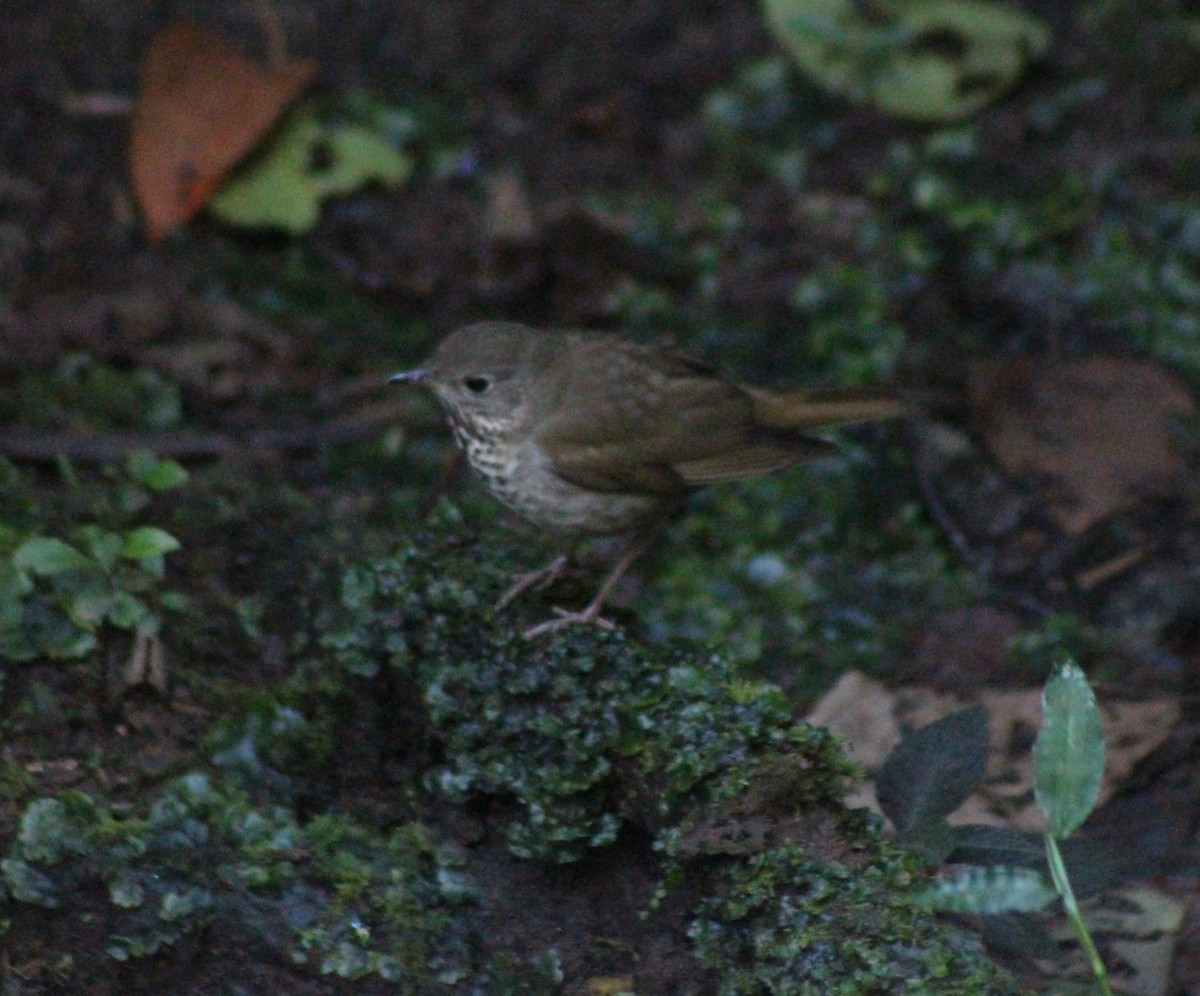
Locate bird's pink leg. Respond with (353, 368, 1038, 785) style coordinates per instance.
(522, 534, 651, 639)
(494, 552, 571, 612)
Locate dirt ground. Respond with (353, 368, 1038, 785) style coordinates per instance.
(3, 0, 1200, 993)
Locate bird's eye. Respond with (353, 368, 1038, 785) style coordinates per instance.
(463, 375, 492, 394)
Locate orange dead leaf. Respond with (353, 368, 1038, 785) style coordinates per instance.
(129, 21, 316, 240)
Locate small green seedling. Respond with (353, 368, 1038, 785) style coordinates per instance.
(0, 454, 188, 680)
(903, 661, 1113, 993)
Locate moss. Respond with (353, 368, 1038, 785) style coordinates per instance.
(322, 503, 857, 861)
(0, 451, 1018, 992)
(0, 775, 489, 986)
(690, 840, 1017, 995)
(319, 505, 1019, 991)
(291, 815, 472, 984)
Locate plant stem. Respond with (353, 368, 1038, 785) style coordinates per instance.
(1045, 834, 1112, 995)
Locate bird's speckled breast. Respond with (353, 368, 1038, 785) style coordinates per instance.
(448, 413, 659, 536)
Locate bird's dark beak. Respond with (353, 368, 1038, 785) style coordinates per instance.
(389, 367, 431, 385)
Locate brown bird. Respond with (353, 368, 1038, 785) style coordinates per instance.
(391, 321, 908, 638)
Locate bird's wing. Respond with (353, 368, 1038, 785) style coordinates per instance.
(538, 342, 830, 494)
(670, 437, 838, 484)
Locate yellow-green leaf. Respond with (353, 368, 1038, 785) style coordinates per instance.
(210, 109, 413, 234)
(761, 0, 1050, 121)
(120, 527, 181, 561)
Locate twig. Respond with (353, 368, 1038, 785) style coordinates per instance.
(0, 403, 440, 463)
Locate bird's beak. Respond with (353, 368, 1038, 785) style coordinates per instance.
(389, 367, 432, 385)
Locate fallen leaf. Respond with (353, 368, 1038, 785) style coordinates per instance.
(967, 356, 1196, 534)
(806, 671, 901, 770)
(761, 0, 1050, 122)
(130, 21, 316, 239)
(208, 111, 412, 234)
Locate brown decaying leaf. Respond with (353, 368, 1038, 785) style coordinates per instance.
(129, 21, 316, 240)
(967, 357, 1196, 535)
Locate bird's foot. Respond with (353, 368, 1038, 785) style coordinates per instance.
(522, 603, 617, 640)
(518, 533, 652, 638)
(494, 552, 571, 612)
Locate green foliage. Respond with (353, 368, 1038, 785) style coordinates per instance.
(690, 842, 1018, 994)
(323, 508, 852, 862)
(292, 817, 468, 983)
(761, 0, 1050, 122)
(1036, 662, 1113, 993)
(1033, 663, 1106, 840)
(210, 107, 413, 235)
(705, 58, 820, 194)
(0, 498, 1019, 989)
(646, 459, 976, 693)
(1, 362, 182, 430)
(919, 865, 1057, 914)
(877, 704, 986, 853)
(0, 775, 485, 985)
(0, 454, 188, 662)
(909, 660, 1115, 993)
(319, 509, 1016, 989)
(876, 137, 1200, 381)
(791, 261, 909, 380)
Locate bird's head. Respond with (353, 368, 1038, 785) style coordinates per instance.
(390, 321, 547, 428)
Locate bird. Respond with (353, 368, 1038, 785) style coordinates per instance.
(391, 321, 908, 638)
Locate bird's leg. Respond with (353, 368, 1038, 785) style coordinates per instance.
(522, 532, 652, 639)
(494, 551, 571, 612)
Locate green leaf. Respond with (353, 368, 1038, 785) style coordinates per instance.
(120, 527, 181, 562)
(2, 857, 61, 907)
(108, 872, 147, 909)
(12, 537, 92, 575)
(66, 589, 115, 628)
(894, 818, 956, 865)
(0, 560, 33, 600)
(77, 526, 123, 571)
(17, 797, 88, 863)
(209, 110, 413, 234)
(761, 0, 1050, 121)
(1033, 662, 1105, 839)
(876, 704, 988, 832)
(107, 591, 153, 631)
(313, 125, 414, 197)
(159, 590, 188, 612)
(127, 451, 189, 491)
(949, 824, 1120, 898)
(915, 864, 1056, 914)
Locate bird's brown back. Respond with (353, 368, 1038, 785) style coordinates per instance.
(531, 332, 906, 495)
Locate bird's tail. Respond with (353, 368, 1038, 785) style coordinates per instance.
(748, 385, 910, 431)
